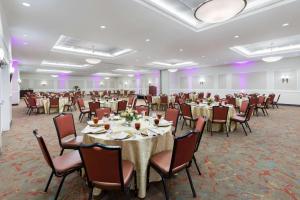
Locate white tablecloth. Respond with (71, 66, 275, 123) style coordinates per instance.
(36, 97, 69, 114)
(82, 118, 173, 198)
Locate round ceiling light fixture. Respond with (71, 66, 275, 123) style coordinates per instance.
(194, 0, 247, 23)
(168, 69, 178, 73)
(86, 58, 101, 65)
(262, 56, 283, 63)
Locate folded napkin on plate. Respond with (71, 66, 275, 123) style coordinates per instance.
(81, 126, 105, 134)
(110, 132, 129, 140)
(158, 119, 172, 127)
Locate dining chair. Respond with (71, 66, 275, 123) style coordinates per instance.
(63, 96, 77, 112)
(198, 92, 204, 99)
(95, 107, 111, 120)
(273, 94, 280, 108)
(147, 131, 198, 200)
(117, 100, 127, 114)
(206, 92, 211, 98)
(209, 106, 229, 137)
(49, 97, 60, 114)
(180, 103, 198, 130)
(160, 95, 168, 111)
(256, 96, 268, 116)
(237, 100, 249, 117)
(27, 97, 44, 115)
(135, 105, 150, 116)
(79, 143, 137, 200)
(53, 113, 83, 155)
(33, 130, 82, 200)
(193, 117, 206, 175)
(165, 108, 179, 136)
(184, 93, 190, 100)
(24, 97, 31, 115)
(214, 95, 220, 102)
(127, 95, 136, 109)
(230, 105, 255, 136)
(88, 101, 101, 119)
(77, 98, 90, 122)
(146, 95, 157, 110)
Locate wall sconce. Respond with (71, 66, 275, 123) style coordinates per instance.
(99, 81, 104, 86)
(148, 80, 152, 84)
(199, 78, 205, 85)
(124, 81, 128, 85)
(41, 81, 47, 86)
(281, 75, 289, 83)
(18, 78, 22, 83)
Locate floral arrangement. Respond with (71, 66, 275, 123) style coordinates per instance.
(207, 97, 214, 105)
(120, 109, 138, 122)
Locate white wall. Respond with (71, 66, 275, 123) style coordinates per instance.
(0, 1, 12, 153)
(21, 70, 161, 95)
(20, 57, 300, 105)
(166, 57, 300, 105)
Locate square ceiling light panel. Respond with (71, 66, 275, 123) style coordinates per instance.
(52, 35, 135, 58)
(230, 34, 300, 57)
(134, 0, 295, 32)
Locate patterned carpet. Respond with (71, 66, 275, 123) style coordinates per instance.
(0, 100, 299, 200)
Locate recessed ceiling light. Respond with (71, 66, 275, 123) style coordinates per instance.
(22, 2, 31, 7)
(23, 42, 28, 45)
(201, 55, 206, 58)
(100, 25, 106, 29)
(128, 74, 134, 77)
(105, 77, 110, 80)
(262, 56, 283, 62)
(23, 34, 28, 37)
(36, 69, 72, 73)
(152, 61, 197, 67)
(234, 35, 240, 38)
(41, 61, 90, 68)
(179, 49, 183, 52)
(168, 69, 178, 73)
(85, 58, 101, 64)
(51, 75, 58, 78)
(94, 72, 120, 76)
(282, 23, 289, 27)
(115, 69, 135, 72)
(145, 38, 151, 42)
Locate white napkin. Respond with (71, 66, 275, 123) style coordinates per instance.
(148, 128, 163, 135)
(81, 126, 105, 134)
(110, 132, 129, 140)
(158, 119, 172, 127)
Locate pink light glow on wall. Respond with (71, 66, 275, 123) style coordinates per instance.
(181, 67, 200, 90)
(58, 74, 69, 89)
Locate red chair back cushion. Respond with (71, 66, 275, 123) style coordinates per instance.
(54, 114, 76, 139)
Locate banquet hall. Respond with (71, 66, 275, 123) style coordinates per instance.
(0, 0, 299, 199)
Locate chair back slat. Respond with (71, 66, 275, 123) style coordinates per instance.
(194, 117, 206, 152)
(117, 100, 127, 113)
(180, 103, 192, 118)
(165, 108, 179, 130)
(33, 130, 55, 170)
(135, 106, 149, 116)
(240, 100, 249, 113)
(170, 132, 198, 173)
(53, 113, 76, 139)
(96, 108, 111, 120)
(246, 105, 255, 121)
(88, 102, 100, 113)
(79, 144, 124, 188)
(212, 106, 229, 121)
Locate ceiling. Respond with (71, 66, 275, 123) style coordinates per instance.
(2, 0, 300, 76)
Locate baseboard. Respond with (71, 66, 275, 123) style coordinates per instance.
(278, 103, 300, 107)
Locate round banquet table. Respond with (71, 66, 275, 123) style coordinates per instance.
(84, 100, 120, 112)
(82, 118, 174, 198)
(36, 97, 69, 114)
(152, 95, 175, 104)
(189, 102, 237, 132)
